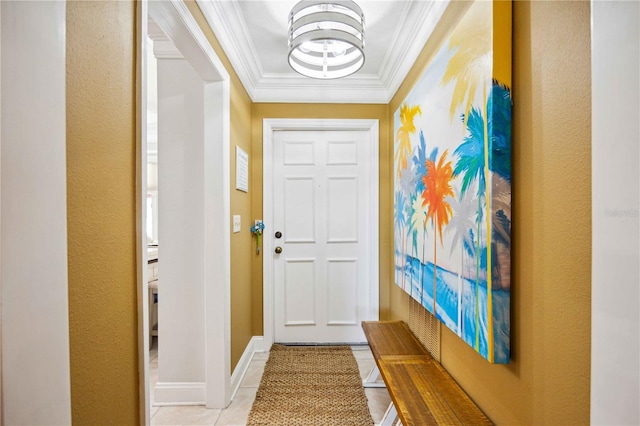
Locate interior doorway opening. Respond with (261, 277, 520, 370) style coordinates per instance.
(137, 1, 232, 423)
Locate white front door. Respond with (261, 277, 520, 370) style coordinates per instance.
(272, 129, 377, 343)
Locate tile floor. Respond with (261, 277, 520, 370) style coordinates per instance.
(148, 339, 391, 425)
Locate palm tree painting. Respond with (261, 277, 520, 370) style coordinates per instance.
(393, 190, 407, 288)
(398, 165, 418, 291)
(446, 186, 476, 337)
(394, 103, 422, 178)
(422, 150, 455, 317)
(392, 0, 512, 364)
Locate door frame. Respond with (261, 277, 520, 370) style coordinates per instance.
(137, 0, 232, 418)
(261, 119, 379, 349)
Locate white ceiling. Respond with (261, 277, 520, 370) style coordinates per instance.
(196, 0, 450, 104)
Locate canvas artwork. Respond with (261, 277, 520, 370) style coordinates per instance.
(393, 0, 512, 363)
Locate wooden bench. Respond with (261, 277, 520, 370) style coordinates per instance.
(362, 320, 492, 426)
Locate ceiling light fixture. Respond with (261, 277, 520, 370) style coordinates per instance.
(287, 0, 365, 79)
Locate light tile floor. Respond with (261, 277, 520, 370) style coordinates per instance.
(149, 339, 391, 425)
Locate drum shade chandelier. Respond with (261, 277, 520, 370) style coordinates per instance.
(287, 0, 365, 79)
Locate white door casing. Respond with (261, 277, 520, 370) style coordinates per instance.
(263, 119, 379, 348)
(140, 0, 231, 412)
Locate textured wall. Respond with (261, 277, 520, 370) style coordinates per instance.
(389, 1, 592, 424)
(228, 86, 253, 372)
(61, 1, 592, 422)
(66, 2, 139, 423)
(186, 1, 254, 372)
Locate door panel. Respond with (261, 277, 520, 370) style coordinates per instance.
(273, 130, 375, 343)
(284, 177, 316, 242)
(327, 176, 358, 242)
(284, 259, 316, 326)
(327, 258, 358, 325)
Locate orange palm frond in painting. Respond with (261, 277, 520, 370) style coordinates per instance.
(422, 150, 454, 243)
(422, 150, 454, 316)
(394, 103, 422, 178)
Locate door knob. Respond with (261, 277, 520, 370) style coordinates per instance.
(275, 246, 283, 254)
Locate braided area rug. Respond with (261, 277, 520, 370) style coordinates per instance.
(247, 344, 374, 425)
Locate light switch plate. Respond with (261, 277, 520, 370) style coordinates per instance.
(233, 215, 241, 233)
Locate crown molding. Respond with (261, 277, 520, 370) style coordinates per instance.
(379, 0, 449, 99)
(251, 73, 389, 104)
(197, 0, 261, 89)
(196, 0, 451, 104)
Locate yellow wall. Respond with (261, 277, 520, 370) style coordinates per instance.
(251, 104, 392, 334)
(64, 1, 591, 423)
(186, 2, 254, 371)
(66, 2, 255, 423)
(388, 1, 592, 424)
(66, 2, 139, 423)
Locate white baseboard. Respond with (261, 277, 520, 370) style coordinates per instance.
(255, 334, 272, 353)
(230, 336, 265, 399)
(152, 336, 267, 405)
(154, 381, 206, 405)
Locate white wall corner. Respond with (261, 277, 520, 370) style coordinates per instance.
(1, 2, 71, 424)
(591, 1, 640, 425)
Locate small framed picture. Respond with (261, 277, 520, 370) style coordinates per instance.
(236, 146, 249, 192)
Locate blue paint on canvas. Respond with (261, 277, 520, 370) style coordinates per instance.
(393, 1, 512, 364)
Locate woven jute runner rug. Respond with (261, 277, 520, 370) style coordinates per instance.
(247, 344, 374, 425)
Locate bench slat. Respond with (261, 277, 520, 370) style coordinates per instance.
(377, 356, 441, 426)
(420, 361, 492, 425)
(380, 357, 492, 426)
(362, 320, 428, 358)
(362, 320, 492, 426)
